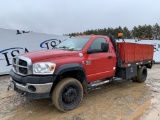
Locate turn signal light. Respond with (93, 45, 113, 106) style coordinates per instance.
(50, 65, 55, 71)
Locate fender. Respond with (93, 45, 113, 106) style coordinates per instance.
(54, 63, 88, 93)
(55, 63, 85, 75)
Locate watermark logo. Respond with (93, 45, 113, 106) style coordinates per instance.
(0, 47, 29, 66)
(40, 39, 62, 49)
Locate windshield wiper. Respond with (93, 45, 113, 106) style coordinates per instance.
(58, 46, 75, 51)
(58, 46, 69, 49)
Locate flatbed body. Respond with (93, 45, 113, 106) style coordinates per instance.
(117, 42, 154, 66)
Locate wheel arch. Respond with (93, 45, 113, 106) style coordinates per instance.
(50, 63, 88, 95)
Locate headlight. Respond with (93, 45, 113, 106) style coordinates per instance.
(33, 62, 56, 75)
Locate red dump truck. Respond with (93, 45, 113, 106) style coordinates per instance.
(9, 35, 154, 112)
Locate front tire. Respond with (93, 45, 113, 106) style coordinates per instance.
(52, 78, 83, 112)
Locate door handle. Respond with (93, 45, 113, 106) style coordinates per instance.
(108, 56, 113, 59)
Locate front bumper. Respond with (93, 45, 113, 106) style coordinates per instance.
(10, 69, 57, 99)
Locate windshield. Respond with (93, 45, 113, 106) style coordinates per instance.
(56, 37, 90, 51)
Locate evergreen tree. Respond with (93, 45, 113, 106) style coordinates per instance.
(67, 23, 160, 40)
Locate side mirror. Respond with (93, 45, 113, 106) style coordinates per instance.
(101, 42, 109, 52)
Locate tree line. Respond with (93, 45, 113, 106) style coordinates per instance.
(67, 23, 160, 40)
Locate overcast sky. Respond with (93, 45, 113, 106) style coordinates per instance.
(0, 0, 159, 35)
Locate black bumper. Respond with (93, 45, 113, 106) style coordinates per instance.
(10, 69, 57, 84)
(10, 69, 57, 99)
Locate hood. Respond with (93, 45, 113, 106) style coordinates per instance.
(21, 49, 79, 62)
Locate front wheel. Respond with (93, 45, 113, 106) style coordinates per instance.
(52, 78, 83, 112)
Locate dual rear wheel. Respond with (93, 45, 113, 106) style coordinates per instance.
(132, 66, 147, 83)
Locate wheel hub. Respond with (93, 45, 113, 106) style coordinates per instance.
(62, 86, 78, 104)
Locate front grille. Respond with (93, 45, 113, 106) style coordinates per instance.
(19, 59, 27, 66)
(13, 56, 32, 76)
(19, 67, 28, 74)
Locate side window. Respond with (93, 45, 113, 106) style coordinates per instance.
(89, 38, 108, 50)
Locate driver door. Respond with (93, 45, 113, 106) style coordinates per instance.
(85, 37, 115, 82)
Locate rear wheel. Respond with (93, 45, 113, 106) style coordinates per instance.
(52, 78, 83, 112)
(137, 66, 147, 83)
